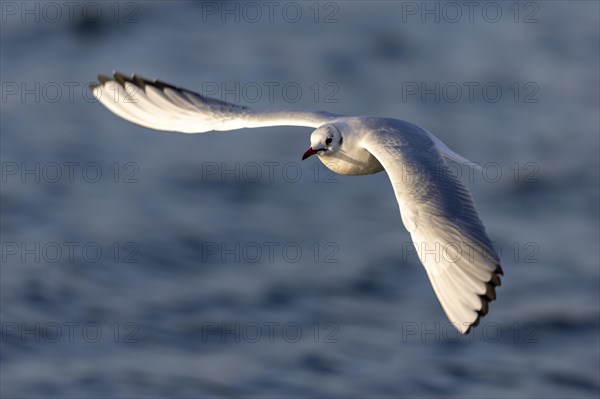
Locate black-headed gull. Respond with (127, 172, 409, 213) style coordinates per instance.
(91, 72, 503, 334)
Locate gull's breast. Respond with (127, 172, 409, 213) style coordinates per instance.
(318, 149, 384, 176)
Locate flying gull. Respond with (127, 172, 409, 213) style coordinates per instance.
(90, 72, 503, 334)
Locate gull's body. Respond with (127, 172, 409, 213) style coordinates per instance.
(91, 72, 503, 334)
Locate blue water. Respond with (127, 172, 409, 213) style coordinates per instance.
(1, 1, 599, 397)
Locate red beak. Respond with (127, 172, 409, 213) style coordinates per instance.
(302, 147, 319, 160)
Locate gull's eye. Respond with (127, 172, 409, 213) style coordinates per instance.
(325, 137, 333, 145)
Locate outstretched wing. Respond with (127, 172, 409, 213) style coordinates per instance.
(361, 122, 502, 334)
(90, 72, 339, 133)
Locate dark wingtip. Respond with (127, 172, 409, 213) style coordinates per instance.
(488, 265, 503, 284)
(132, 74, 147, 90)
(469, 264, 503, 333)
(97, 74, 111, 85)
(479, 299, 490, 316)
(151, 78, 178, 92)
(496, 264, 504, 276)
(113, 71, 128, 87)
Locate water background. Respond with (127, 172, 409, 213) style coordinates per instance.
(1, 1, 599, 397)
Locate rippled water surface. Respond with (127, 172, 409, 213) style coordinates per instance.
(1, 1, 599, 397)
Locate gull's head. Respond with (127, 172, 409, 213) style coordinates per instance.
(302, 124, 343, 160)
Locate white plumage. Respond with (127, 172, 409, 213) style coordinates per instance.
(91, 72, 503, 333)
